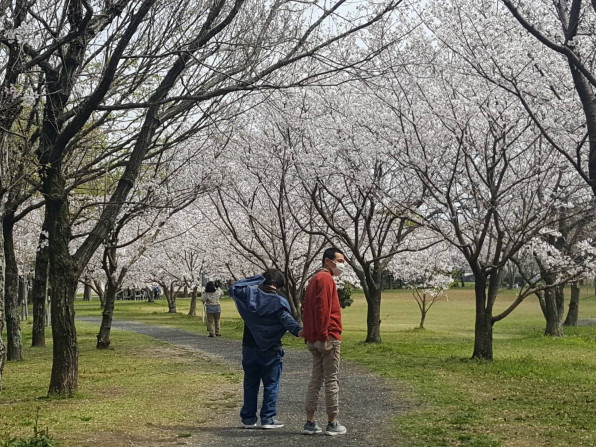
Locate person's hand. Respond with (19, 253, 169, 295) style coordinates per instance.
(298, 329, 305, 339)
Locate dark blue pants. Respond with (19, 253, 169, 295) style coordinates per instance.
(240, 345, 284, 425)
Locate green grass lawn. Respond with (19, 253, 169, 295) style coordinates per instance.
(3, 284, 596, 446)
(0, 319, 241, 446)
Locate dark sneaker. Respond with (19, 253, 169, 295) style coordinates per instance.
(261, 419, 284, 429)
(302, 420, 322, 435)
(242, 422, 257, 429)
(208, 334, 215, 337)
(325, 421, 347, 436)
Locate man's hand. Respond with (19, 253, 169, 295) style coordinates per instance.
(298, 329, 305, 339)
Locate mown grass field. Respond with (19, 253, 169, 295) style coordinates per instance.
(3, 284, 596, 446)
(0, 319, 241, 446)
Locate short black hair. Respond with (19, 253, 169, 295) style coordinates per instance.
(262, 268, 285, 289)
(205, 281, 216, 293)
(322, 247, 344, 266)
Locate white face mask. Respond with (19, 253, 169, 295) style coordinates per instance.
(333, 261, 346, 275)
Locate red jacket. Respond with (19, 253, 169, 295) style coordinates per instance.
(302, 270, 342, 342)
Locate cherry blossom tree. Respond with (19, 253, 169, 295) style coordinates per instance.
(93, 134, 223, 346)
(206, 99, 329, 322)
(410, 0, 596, 350)
(1, 0, 406, 396)
(273, 84, 430, 343)
(389, 240, 458, 329)
(497, 0, 596, 197)
(380, 22, 594, 358)
(515, 220, 596, 336)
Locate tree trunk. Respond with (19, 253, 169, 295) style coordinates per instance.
(472, 277, 493, 360)
(555, 284, 565, 325)
(48, 269, 79, 396)
(32, 235, 49, 347)
(508, 264, 516, 289)
(419, 309, 427, 329)
(188, 285, 198, 316)
(564, 282, 580, 326)
(19, 275, 29, 320)
(544, 288, 564, 337)
(93, 279, 106, 308)
(164, 283, 176, 313)
(472, 314, 493, 360)
(45, 169, 79, 396)
(287, 285, 303, 325)
(3, 217, 23, 361)
(83, 278, 91, 301)
(536, 290, 547, 318)
(0, 201, 7, 390)
(365, 286, 382, 343)
(97, 279, 117, 349)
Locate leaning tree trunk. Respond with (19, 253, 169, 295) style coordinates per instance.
(567, 58, 596, 197)
(188, 285, 198, 316)
(32, 234, 49, 347)
(3, 217, 23, 360)
(365, 285, 382, 343)
(536, 290, 547, 319)
(97, 279, 117, 349)
(564, 282, 580, 326)
(92, 279, 106, 308)
(472, 277, 493, 360)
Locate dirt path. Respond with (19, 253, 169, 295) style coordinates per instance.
(77, 317, 406, 446)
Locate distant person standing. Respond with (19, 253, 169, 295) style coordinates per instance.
(201, 281, 223, 337)
(302, 247, 347, 436)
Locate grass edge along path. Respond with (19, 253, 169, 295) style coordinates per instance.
(0, 319, 242, 447)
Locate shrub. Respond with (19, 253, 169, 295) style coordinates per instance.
(1, 409, 58, 447)
(0, 430, 57, 447)
(338, 283, 354, 309)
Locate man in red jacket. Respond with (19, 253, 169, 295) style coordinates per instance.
(302, 247, 347, 436)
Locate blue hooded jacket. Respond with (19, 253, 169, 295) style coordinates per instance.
(229, 275, 302, 352)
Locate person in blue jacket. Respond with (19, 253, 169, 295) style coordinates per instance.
(229, 268, 304, 429)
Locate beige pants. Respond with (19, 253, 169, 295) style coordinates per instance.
(305, 336, 341, 416)
(206, 312, 221, 336)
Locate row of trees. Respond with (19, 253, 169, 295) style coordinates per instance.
(2, 0, 596, 396)
(0, 0, 406, 394)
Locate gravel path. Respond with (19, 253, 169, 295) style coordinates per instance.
(77, 317, 405, 446)
(578, 318, 596, 326)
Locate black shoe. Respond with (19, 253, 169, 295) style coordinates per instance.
(208, 334, 215, 337)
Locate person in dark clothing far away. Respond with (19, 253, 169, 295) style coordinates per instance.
(302, 247, 347, 436)
(229, 269, 304, 430)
